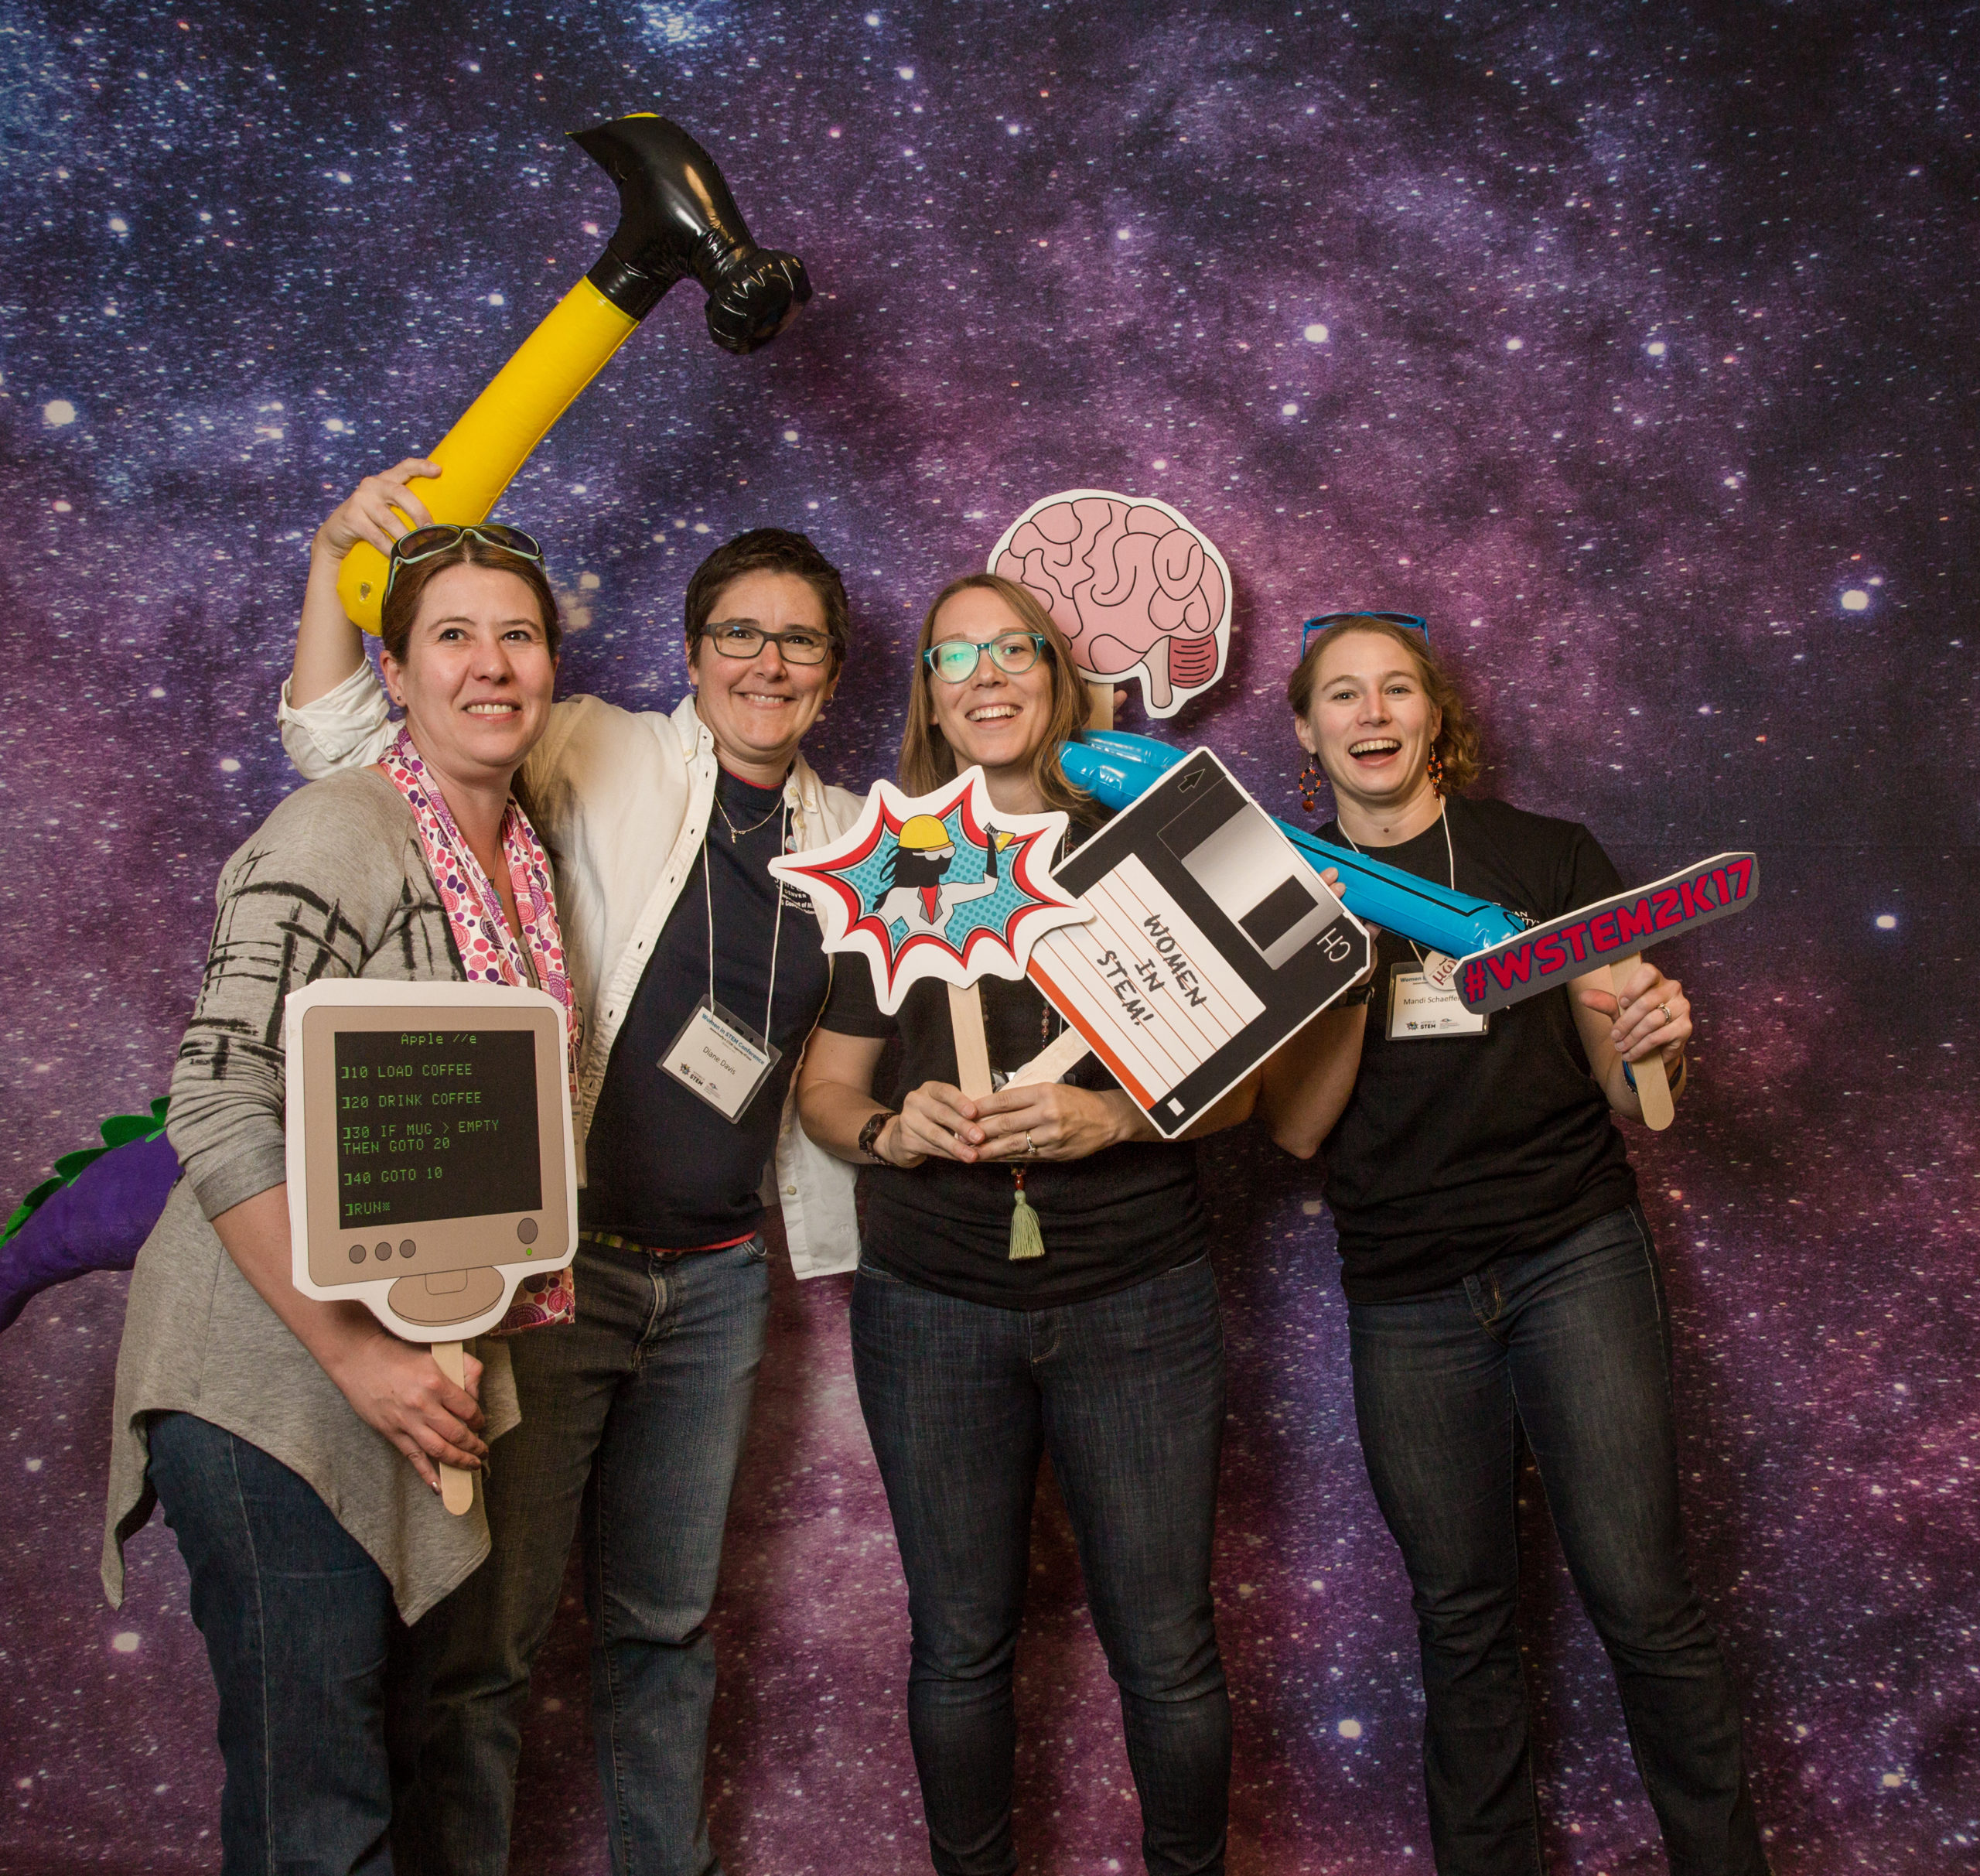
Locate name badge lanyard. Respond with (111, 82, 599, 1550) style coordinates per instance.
(1343, 805, 1489, 1038)
(658, 804, 789, 1122)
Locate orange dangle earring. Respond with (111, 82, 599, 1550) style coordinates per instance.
(1425, 747, 1446, 796)
(1298, 758, 1324, 814)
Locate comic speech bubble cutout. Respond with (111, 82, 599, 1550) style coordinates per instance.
(768, 767, 1089, 1014)
(988, 490, 1233, 718)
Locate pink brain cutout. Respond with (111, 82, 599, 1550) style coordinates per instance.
(988, 490, 1232, 716)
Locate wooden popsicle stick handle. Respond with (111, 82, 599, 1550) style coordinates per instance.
(429, 1340, 476, 1516)
(947, 982, 995, 1101)
(1006, 1025, 1092, 1089)
(1084, 679, 1115, 732)
(1609, 964, 1674, 1132)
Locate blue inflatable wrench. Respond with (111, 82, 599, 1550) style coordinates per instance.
(1060, 731, 1529, 960)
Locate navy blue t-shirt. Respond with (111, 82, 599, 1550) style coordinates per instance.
(580, 767, 831, 1249)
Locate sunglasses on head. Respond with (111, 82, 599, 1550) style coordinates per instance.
(1299, 610, 1430, 656)
(384, 524, 547, 603)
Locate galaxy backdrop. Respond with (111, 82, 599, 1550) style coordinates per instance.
(2, 2, 1975, 1870)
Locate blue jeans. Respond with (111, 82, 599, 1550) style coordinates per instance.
(852, 1256, 1231, 1876)
(147, 1412, 439, 1876)
(1348, 1205, 1768, 1876)
(404, 1236, 769, 1876)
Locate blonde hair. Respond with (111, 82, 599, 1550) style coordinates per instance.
(898, 573, 1095, 820)
(1286, 614, 1483, 792)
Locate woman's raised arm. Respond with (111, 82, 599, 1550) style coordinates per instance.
(291, 459, 439, 706)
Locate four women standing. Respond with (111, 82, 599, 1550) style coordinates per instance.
(104, 462, 1762, 1876)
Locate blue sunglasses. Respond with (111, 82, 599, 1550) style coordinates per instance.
(1299, 610, 1430, 655)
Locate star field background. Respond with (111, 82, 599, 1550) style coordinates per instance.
(2, 2, 1975, 1870)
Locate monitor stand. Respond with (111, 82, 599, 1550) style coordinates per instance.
(387, 1266, 508, 1330)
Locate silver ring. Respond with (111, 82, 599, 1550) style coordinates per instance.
(1024, 1130, 1038, 1156)
(1657, 1002, 1672, 1023)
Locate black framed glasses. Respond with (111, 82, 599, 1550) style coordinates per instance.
(1299, 610, 1430, 655)
(384, 524, 546, 603)
(704, 621, 835, 666)
(923, 633, 1050, 684)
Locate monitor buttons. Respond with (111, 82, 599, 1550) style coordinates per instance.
(374, 1242, 392, 1262)
(516, 1218, 539, 1245)
(399, 1239, 417, 1259)
(348, 1244, 367, 1265)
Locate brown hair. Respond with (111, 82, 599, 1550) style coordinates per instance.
(377, 535, 564, 666)
(898, 573, 1094, 820)
(1286, 614, 1483, 792)
(683, 528, 851, 673)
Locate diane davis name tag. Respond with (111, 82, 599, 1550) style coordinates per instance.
(661, 994, 780, 1122)
(1388, 966, 1490, 1040)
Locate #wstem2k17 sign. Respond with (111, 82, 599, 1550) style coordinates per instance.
(1454, 852, 1760, 1016)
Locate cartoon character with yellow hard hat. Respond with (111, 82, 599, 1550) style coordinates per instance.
(876, 815, 1012, 938)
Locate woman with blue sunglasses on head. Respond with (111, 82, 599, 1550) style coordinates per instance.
(1259, 613, 1767, 1876)
(281, 462, 866, 1876)
(797, 573, 1255, 1876)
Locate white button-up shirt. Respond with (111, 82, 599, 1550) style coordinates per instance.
(279, 668, 864, 1277)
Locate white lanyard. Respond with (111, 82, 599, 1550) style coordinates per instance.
(1340, 801, 1456, 970)
(657, 797, 790, 1123)
(1344, 804, 1488, 1037)
(702, 802, 788, 1043)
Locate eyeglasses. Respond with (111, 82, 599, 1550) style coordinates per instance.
(1299, 610, 1430, 655)
(703, 621, 835, 666)
(923, 634, 1050, 685)
(384, 524, 546, 602)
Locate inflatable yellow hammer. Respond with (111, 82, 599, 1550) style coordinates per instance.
(337, 114, 811, 633)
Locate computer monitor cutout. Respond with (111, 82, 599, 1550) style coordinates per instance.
(283, 979, 577, 1343)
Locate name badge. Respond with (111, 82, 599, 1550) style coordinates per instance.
(661, 994, 780, 1123)
(1387, 967, 1490, 1041)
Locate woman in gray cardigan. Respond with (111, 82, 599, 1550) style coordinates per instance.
(103, 507, 570, 1875)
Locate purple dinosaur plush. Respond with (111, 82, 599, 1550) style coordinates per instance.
(0, 1129, 180, 1333)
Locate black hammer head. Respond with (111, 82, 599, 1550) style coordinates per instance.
(570, 114, 811, 354)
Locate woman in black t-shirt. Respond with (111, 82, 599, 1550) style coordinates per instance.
(1261, 615, 1767, 1876)
(798, 574, 1251, 1876)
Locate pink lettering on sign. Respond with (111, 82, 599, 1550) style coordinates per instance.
(1454, 852, 1760, 1016)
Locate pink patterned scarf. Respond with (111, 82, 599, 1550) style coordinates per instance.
(382, 724, 579, 1334)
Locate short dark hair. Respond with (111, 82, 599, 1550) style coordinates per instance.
(683, 528, 850, 672)
(378, 536, 563, 666)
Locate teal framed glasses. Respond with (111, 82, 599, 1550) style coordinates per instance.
(923, 633, 1050, 684)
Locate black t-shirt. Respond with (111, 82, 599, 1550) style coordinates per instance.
(1316, 794, 1637, 1304)
(818, 946, 1207, 1313)
(581, 767, 831, 1249)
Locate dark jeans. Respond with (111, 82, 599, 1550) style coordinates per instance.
(405, 1236, 770, 1876)
(148, 1412, 439, 1876)
(852, 1256, 1231, 1876)
(1348, 1205, 1769, 1876)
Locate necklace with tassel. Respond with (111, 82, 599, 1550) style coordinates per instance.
(1009, 1164, 1044, 1260)
(1004, 990, 1058, 1261)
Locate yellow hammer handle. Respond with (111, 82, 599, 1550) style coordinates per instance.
(337, 277, 640, 633)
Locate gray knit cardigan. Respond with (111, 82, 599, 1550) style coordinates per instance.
(102, 768, 521, 1623)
